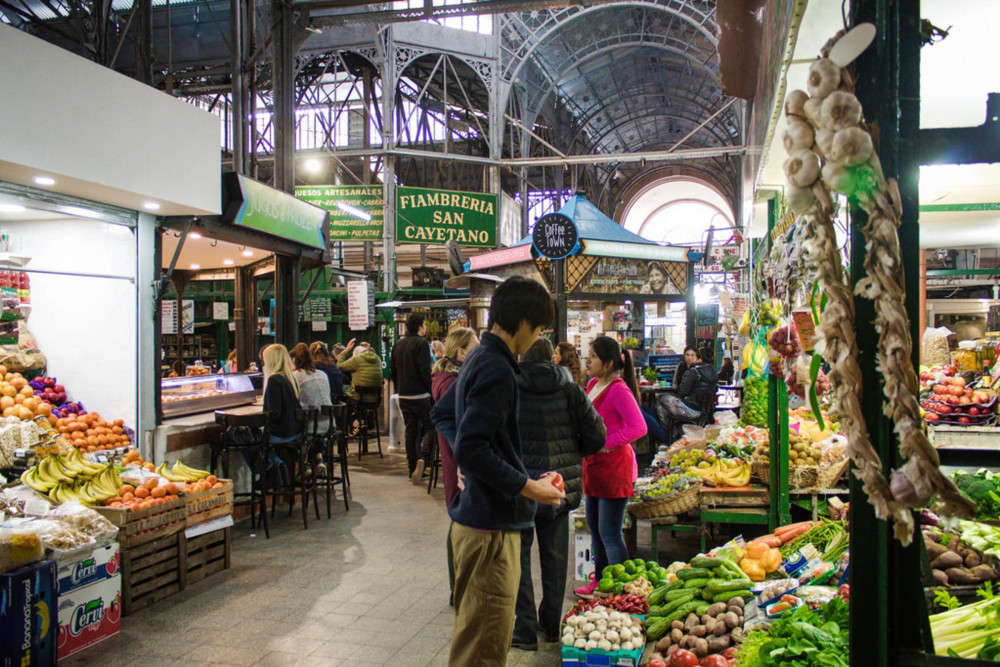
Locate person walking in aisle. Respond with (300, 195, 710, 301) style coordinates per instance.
(391, 313, 436, 483)
(431, 276, 565, 667)
(511, 338, 606, 651)
(429, 326, 479, 605)
(575, 336, 647, 598)
(553, 341, 584, 386)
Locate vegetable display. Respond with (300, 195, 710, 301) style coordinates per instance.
(778, 520, 846, 558)
(753, 597, 850, 666)
(923, 521, 998, 587)
(561, 606, 645, 653)
(931, 584, 1000, 658)
(741, 376, 768, 428)
(597, 559, 670, 596)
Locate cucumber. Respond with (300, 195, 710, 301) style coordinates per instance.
(676, 567, 713, 581)
(712, 589, 753, 604)
(695, 602, 711, 616)
(683, 578, 711, 589)
(701, 588, 717, 601)
(647, 618, 671, 641)
(658, 593, 695, 615)
(690, 556, 724, 569)
(663, 601, 703, 626)
(648, 583, 676, 606)
(664, 589, 695, 602)
(707, 579, 755, 594)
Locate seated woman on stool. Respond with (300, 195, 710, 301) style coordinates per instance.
(653, 347, 719, 443)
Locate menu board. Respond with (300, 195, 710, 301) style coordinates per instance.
(348, 281, 370, 330)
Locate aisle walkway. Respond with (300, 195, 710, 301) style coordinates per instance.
(65, 452, 564, 666)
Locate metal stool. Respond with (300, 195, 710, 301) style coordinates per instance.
(426, 435, 441, 494)
(213, 411, 270, 539)
(353, 384, 383, 460)
(318, 403, 350, 514)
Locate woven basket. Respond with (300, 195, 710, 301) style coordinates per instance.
(628, 484, 701, 519)
(752, 458, 770, 486)
(817, 458, 850, 489)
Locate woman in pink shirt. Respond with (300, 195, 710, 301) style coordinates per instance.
(575, 336, 647, 597)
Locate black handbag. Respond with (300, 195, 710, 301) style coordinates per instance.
(225, 425, 260, 446)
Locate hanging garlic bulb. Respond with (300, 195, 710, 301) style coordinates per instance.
(784, 149, 822, 187)
(814, 129, 835, 159)
(820, 91, 863, 131)
(783, 117, 815, 153)
(807, 58, 841, 99)
(829, 127, 874, 166)
(787, 185, 818, 214)
(822, 162, 854, 195)
(804, 98, 825, 128)
(785, 89, 809, 118)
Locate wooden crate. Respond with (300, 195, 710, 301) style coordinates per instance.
(94, 497, 187, 549)
(184, 480, 234, 528)
(699, 485, 770, 509)
(180, 528, 231, 588)
(121, 532, 182, 615)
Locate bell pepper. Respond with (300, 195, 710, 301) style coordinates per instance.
(739, 557, 766, 581)
(761, 548, 783, 573)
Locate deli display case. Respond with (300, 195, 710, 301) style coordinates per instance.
(160, 373, 256, 418)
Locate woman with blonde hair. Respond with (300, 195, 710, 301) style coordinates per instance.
(262, 344, 301, 444)
(430, 326, 479, 605)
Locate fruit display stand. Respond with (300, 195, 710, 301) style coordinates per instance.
(181, 525, 231, 588)
(120, 531, 183, 615)
(93, 496, 186, 550)
(183, 478, 234, 528)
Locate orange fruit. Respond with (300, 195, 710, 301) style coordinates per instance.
(37, 403, 51, 416)
(144, 478, 158, 491)
(150, 486, 166, 498)
(13, 394, 23, 405)
(22, 397, 36, 412)
(121, 492, 135, 502)
(10, 377, 25, 390)
(113, 419, 124, 427)
(134, 487, 150, 499)
(19, 386, 32, 398)
(0, 396, 14, 410)
(206, 475, 218, 485)
(16, 407, 32, 421)
(119, 485, 135, 496)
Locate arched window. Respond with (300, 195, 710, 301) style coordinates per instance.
(621, 179, 735, 246)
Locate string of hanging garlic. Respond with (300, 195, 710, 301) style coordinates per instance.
(782, 48, 975, 545)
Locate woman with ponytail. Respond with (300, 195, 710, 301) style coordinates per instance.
(574, 336, 647, 598)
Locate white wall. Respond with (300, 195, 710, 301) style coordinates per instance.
(5, 217, 138, 430)
(0, 26, 220, 216)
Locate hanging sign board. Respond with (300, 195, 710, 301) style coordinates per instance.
(396, 186, 497, 247)
(181, 300, 195, 334)
(298, 298, 332, 323)
(212, 302, 229, 320)
(566, 256, 689, 295)
(223, 173, 329, 250)
(295, 184, 383, 241)
(162, 300, 177, 335)
(532, 213, 579, 260)
(695, 245, 741, 274)
(348, 280, 370, 330)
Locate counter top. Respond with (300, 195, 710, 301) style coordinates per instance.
(160, 397, 263, 429)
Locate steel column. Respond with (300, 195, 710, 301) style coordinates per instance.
(272, 0, 296, 193)
(234, 265, 255, 374)
(273, 254, 299, 345)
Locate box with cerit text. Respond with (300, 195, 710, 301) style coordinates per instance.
(57, 544, 119, 594)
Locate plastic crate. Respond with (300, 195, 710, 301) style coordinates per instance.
(560, 644, 644, 667)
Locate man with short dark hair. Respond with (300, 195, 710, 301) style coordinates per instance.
(432, 276, 566, 667)
(391, 312, 435, 481)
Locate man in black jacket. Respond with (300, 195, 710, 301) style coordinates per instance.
(511, 338, 606, 651)
(431, 276, 565, 667)
(390, 313, 434, 481)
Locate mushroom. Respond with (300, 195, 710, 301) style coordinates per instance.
(821, 91, 863, 131)
(787, 185, 818, 214)
(574, 638, 587, 649)
(829, 127, 874, 166)
(784, 149, 822, 187)
(783, 117, 815, 153)
(807, 58, 841, 99)
(785, 89, 809, 118)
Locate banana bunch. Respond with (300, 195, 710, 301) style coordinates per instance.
(156, 460, 210, 483)
(20, 450, 122, 505)
(685, 459, 751, 487)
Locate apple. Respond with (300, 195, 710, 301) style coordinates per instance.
(933, 385, 947, 395)
(951, 386, 965, 397)
(920, 371, 934, 382)
(53, 384, 64, 394)
(954, 377, 967, 388)
(959, 416, 971, 424)
(965, 388, 974, 396)
(969, 407, 981, 416)
(960, 396, 971, 405)
(925, 413, 941, 421)
(42, 377, 54, 388)
(943, 365, 957, 376)
(55, 392, 66, 404)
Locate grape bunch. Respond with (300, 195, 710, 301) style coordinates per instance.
(670, 449, 704, 469)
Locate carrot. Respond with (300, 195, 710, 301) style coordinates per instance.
(775, 521, 814, 536)
(755, 535, 782, 548)
(778, 524, 813, 544)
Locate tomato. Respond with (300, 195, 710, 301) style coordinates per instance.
(936, 404, 952, 414)
(700, 657, 729, 667)
(925, 413, 940, 421)
(723, 648, 739, 660)
(649, 661, 668, 667)
(669, 649, 700, 667)
(969, 407, 981, 416)
(959, 416, 971, 424)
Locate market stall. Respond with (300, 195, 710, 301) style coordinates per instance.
(469, 193, 695, 371)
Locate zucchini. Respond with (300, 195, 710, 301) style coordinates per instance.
(663, 601, 703, 625)
(717, 558, 748, 579)
(658, 593, 695, 615)
(647, 618, 671, 641)
(648, 582, 678, 606)
(664, 588, 695, 602)
(690, 556, 724, 569)
(695, 602, 711, 616)
(701, 588, 717, 601)
(712, 589, 753, 604)
(707, 579, 755, 594)
(682, 578, 711, 589)
(677, 567, 713, 581)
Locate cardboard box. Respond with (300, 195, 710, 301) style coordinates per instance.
(574, 532, 594, 582)
(56, 574, 121, 660)
(0, 559, 57, 667)
(57, 544, 120, 595)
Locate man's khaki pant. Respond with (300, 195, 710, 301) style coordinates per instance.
(449, 523, 521, 667)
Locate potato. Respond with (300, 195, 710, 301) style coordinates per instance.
(708, 635, 731, 653)
(731, 628, 744, 643)
(701, 614, 713, 626)
(670, 628, 684, 644)
(694, 638, 709, 657)
(965, 552, 983, 568)
(972, 565, 998, 581)
(667, 644, 679, 656)
(946, 567, 981, 585)
(924, 540, 948, 560)
(685, 614, 700, 631)
(931, 551, 963, 570)
(705, 619, 717, 635)
(671, 621, 685, 631)
(655, 638, 672, 653)
(713, 621, 728, 637)
(724, 612, 740, 629)
(728, 605, 743, 616)
(691, 625, 707, 637)
(706, 603, 727, 617)
(729, 597, 745, 609)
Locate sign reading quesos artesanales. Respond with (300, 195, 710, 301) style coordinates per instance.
(295, 184, 383, 242)
(396, 186, 497, 248)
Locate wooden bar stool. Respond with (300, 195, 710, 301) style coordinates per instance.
(318, 403, 350, 515)
(214, 411, 270, 539)
(263, 408, 321, 530)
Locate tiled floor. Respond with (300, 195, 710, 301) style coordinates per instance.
(63, 452, 573, 666)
